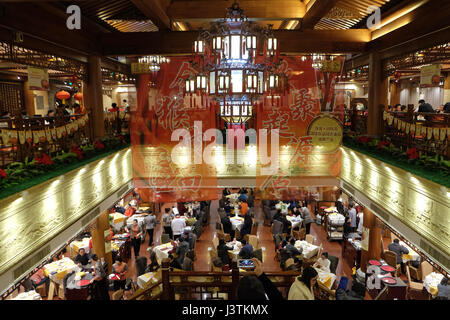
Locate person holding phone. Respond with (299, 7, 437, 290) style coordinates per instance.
(237, 258, 283, 300)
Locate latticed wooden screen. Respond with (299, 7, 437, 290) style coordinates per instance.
(0, 81, 24, 113)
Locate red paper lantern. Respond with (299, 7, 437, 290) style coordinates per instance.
(56, 90, 71, 104)
(74, 92, 83, 101)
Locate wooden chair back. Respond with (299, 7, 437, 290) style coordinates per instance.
(160, 233, 171, 244)
(212, 236, 219, 250)
(384, 250, 398, 268)
(112, 289, 123, 300)
(248, 235, 258, 249)
(305, 234, 315, 244)
(420, 261, 433, 281)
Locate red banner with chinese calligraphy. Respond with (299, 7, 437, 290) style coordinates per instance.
(131, 57, 218, 203)
(256, 56, 344, 199)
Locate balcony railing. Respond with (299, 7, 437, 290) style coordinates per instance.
(129, 260, 335, 301)
(0, 109, 129, 167)
(344, 109, 449, 159)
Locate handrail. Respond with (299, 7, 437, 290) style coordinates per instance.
(129, 279, 163, 300)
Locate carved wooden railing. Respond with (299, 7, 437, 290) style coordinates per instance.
(0, 109, 129, 167)
(0, 110, 90, 166)
(344, 108, 449, 158)
(383, 110, 449, 158)
(129, 259, 336, 301)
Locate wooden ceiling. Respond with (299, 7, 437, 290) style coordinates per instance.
(28, 0, 398, 32)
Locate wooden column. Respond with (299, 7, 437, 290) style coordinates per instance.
(230, 260, 239, 300)
(360, 207, 382, 273)
(161, 259, 171, 300)
(91, 210, 112, 273)
(84, 55, 105, 138)
(367, 52, 388, 137)
(23, 81, 35, 116)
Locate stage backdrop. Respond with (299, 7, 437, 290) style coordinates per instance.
(131, 56, 344, 202)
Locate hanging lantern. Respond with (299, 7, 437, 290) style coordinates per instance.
(267, 36, 278, 56)
(212, 36, 223, 52)
(246, 73, 258, 93)
(196, 74, 208, 91)
(74, 92, 83, 101)
(185, 78, 196, 94)
(246, 35, 257, 51)
(218, 72, 230, 92)
(194, 40, 205, 54)
(56, 90, 70, 104)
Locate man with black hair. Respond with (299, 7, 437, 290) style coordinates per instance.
(238, 239, 254, 259)
(388, 238, 409, 274)
(162, 207, 174, 239)
(144, 211, 158, 246)
(418, 99, 434, 113)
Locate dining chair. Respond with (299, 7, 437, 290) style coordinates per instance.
(112, 289, 124, 300)
(383, 250, 402, 277)
(406, 265, 425, 300)
(160, 233, 171, 244)
(212, 236, 219, 250)
(420, 261, 433, 281)
(305, 234, 315, 244)
(248, 235, 258, 249)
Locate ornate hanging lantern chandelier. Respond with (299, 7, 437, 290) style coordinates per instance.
(185, 1, 288, 124)
(138, 55, 170, 72)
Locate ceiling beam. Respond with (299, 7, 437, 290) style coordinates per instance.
(368, 0, 450, 51)
(100, 29, 370, 55)
(300, 0, 339, 29)
(130, 0, 171, 30)
(166, 0, 307, 21)
(0, 2, 101, 57)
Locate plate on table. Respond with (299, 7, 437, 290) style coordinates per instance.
(77, 279, 91, 287)
(368, 260, 381, 266)
(381, 277, 397, 285)
(381, 265, 395, 273)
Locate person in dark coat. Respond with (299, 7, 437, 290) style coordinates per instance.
(217, 238, 233, 266)
(238, 239, 254, 259)
(240, 214, 253, 239)
(418, 99, 434, 113)
(221, 213, 235, 239)
(388, 239, 409, 274)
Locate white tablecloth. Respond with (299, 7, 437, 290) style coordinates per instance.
(153, 243, 173, 262)
(137, 272, 159, 289)
(70, 237, 91, 253)
(110, 212, 126, 231)
(424, 272, 444, 296)
(328, 213, 345, 225)
(126, 214, 147, 227)
(230, 216, 244, 231)
(287, 215, 303, 229)
(226, 241, 242, 260)
(43, 257, 79, 283)
(294, 240, 319, 259)
(11, 290, 42, 300)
